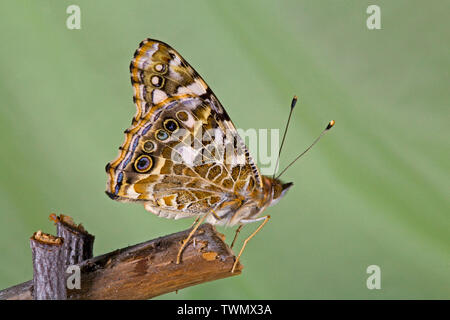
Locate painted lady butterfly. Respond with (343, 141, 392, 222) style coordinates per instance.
(105, 39, 334, 272)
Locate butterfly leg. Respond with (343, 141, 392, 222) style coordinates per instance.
(230, 225, 243, 249)
(176, 211, 210, 264)
(231, 215, 271, 273)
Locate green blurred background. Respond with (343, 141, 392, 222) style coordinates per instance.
(0, 0, 448, 299)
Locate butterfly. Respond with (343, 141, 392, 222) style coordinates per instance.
(105, 38, 334, 273)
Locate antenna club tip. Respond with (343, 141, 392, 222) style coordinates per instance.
(291, 96, 298, 109)
(326, 120, 335, 130)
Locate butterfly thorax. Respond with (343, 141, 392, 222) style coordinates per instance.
(205, 176, 293, 226)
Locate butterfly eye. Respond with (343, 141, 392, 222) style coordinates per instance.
(163, 118, 179, 133)
(151, 75, 163, 88)
(142, 140, 155, 153)
(155, 129, 169, 141)
(176, 111, 189, 122)
(134, 155, 153, 173)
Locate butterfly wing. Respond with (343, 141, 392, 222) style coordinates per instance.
(106, 39, 263, 220)
(129, 39, 228, 124)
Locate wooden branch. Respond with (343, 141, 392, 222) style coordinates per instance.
(30, 231, 66, 300)
(0, 223, 242, 300)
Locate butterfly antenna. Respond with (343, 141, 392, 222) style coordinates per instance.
(275, 120, 335, 179)
(273, 95, 298, 179)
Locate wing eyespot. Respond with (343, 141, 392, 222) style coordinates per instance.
(134, 155, 153, 173)
(142, 140, 156, 153)
(163, 118, 179, 133)
(176, 110, 189, 122)
(155, 129, 169, 141)
(153, 63, 167, 74)
(150, 75, 164, 88)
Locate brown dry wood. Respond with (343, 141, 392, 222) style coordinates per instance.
(0, 223, 242, 300)
(30, 231, 66, 300)
(55, 214, 95, 266)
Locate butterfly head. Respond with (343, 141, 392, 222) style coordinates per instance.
(262, 176, 293, 207)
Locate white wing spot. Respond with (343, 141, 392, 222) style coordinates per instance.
(177, 146, 198, 166)
(176, 82, 207, 95)
(170, 54, 182, 66)
(152, 89, 168, 104)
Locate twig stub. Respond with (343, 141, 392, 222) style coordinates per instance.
(30, 231, 66, 300)
(54, 214, 95, 266)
